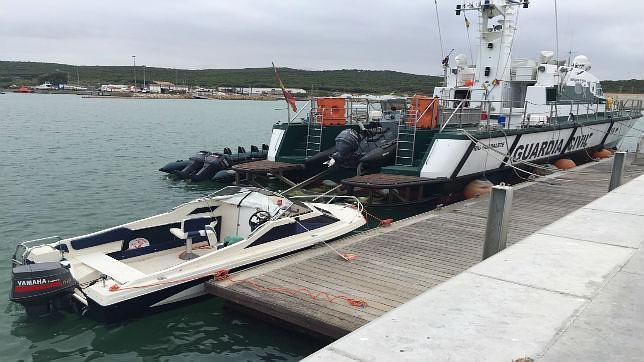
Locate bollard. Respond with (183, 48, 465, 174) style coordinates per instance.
(633, 136, 644, 166)
(608, 151, 626, 192)
(483, 185, 513, 260)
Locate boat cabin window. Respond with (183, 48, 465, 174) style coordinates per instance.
(546, 87, 558, 103)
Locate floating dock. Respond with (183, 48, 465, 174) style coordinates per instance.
(206, 155, 644, 339)
(231, 160, 304, 186)
(341, 173, 440, 205)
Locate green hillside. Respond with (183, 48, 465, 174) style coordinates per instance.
(0, 61, 442, 95)
(3, 61, 640, 95)
(601, 79, 644, 94)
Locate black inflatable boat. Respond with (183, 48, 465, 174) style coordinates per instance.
(160, 144, 268, 182)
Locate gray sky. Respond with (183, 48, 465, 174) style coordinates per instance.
(1, 0, 642, 80)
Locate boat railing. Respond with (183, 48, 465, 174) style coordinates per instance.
(290, 194, 365, 214)
(615, 98, 643, 118)
(436, 99, 517, 131)
(287, 99, 311, 124)
(545, 97, 643, 125)
(439, 99, 466, 132)
(12, 235, 63, 266)
(289, 97, 391, 126)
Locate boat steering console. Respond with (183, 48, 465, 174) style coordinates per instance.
(249, 210, 271, 231)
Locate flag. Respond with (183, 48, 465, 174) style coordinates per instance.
(272, 62, 297, 112)
(464, 16, 471, 28)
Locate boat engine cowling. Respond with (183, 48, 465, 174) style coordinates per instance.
(332, 129, 363, 168)
(191, 153, 232, 181)
(10, 262, 78, 317)
(176, 151, 211, 177)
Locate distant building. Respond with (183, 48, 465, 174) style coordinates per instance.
(100, 84, 130, 92)
(217, 86, 306, 95)
(149, 81, 189, 94)
(61, 84, 88, 91)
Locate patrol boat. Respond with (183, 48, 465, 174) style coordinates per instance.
(266, 0, 642, 198)
(10, 187, 365, 321)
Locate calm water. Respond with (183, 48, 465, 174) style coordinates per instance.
(2, 93, 642, 361)
(0, 93, 324, 361)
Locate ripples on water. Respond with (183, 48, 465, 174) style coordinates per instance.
(0, 94, 323, 361)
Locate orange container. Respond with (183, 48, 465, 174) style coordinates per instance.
(408, 95, 439, 129)
(316, 98, 346, 125)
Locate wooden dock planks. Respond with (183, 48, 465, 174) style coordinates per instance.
(205, 157, 644, 338)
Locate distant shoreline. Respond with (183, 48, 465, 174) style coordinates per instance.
(0, 89, 296, 101)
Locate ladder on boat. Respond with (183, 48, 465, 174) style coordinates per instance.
(305, 113, 323, 159)
(395, 109, 418, 166)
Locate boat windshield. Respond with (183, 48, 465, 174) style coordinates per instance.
(210, 186, 311, 219)
(279, 199, 311, 218)
(209, 186, 278, 197)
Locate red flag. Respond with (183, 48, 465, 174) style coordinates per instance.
(272, 62, 297, 112)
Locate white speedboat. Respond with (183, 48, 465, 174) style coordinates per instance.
(10, 187, 366, 321)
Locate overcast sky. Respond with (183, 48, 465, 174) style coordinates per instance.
(1, 0, 642, 80)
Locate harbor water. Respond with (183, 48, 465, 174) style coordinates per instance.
(1, 93, 642, 361)
(0, 93, 323, 361)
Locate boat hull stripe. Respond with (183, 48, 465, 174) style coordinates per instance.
(599, 119, 615, 146)
(499, 133, 523, 169)
(560, 125, 579, 154)
(450, 141, 476, 180)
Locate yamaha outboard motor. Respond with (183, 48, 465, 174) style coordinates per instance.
(176, 151, 211, 178)
(10, 262, 78, 317)
(332, 129, 363, 169)
(190, 153, 232, 181)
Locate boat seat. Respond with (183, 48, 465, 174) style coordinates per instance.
(171, 219, 219, 247)
(204, 222, 218, 245)
(74, 252, 146, 284)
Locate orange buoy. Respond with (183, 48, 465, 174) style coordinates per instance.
(553, 158, 576, 170)
(463, 179, 493, 199)
(591, 149, 612, 159)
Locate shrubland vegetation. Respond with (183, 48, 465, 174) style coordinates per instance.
(1, 61, 640, 94)
(0, 61, 441, 95)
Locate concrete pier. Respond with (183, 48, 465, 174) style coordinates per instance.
(206, 155, 643, 344)
(305, 172, 644, 361)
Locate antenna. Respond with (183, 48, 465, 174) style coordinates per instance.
(566, 49, 576, 66)
(554, 0, 560, 63)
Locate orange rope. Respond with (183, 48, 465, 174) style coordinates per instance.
(363, 209, 393, 227)
(214, 268, 368, 309)
(108, 268, 369, 309)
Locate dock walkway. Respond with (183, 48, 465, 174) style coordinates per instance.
(205, 156, 644, 339)
(305, 171, 644, 361)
